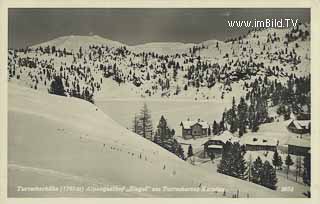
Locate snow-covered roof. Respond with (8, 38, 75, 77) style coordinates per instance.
(287, 137, 310, 148)
(181, 120, 209, 129)
(242, 136, 278, 146)
(219, 131, 237, 140)
(290, 120, 310, 130)
(296, 120, 310, 128)
(208, 131, 240, 144)
(207, 144, 223, 149)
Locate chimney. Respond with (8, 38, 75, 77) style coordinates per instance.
(198, 118, 201, 122)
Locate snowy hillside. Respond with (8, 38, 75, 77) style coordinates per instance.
(8, 83, 291, 197)
(8, 23, 310, 103)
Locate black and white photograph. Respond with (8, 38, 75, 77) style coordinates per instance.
(6, 7, 313, 198)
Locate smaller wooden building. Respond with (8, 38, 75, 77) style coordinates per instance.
(287, 119, 310, 134)
(242, 136, 278, 152)
(287, 137, 310, 156)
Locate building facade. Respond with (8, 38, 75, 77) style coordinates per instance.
(288, 145, 310, 156)
(202, 131, 239, 158)
(243, 137, 278, 152)
(180, 119, 209, 140)
(287, 137, 310, 156)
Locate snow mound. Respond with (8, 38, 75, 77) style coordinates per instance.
(8, 83, 289, 197)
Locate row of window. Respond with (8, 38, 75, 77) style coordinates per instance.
(184, 129, 207, 135)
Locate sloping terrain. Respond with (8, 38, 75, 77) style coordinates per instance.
(8, 83, 290, 197)
(9, 24, 309, 101)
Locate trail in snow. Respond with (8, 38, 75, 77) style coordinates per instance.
(9, 163, 106, 185)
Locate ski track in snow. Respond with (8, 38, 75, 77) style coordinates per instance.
(9, 162, 106, 185)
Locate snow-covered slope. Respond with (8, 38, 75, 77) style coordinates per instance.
(8, 83, 290, 197)
(130, 42, 195, 55)
(10, 23, 307, 101)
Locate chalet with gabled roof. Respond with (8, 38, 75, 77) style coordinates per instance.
(287, 119, 310, 134)
(180, 118, 209, 140)
(202, 131, 239, 157)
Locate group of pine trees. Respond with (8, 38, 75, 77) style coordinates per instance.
(250, 157, 278, 190)
(214, 73, 310, 137)
(273, 75, 311, 117)
(270, 151, 311, 187)
(284, 23, 310, 43)
(48, 75, 95, 103)
(132, 104, 185, 160)
(217, 141, 248, 180)
(217, 141, 278, 190)
(217, 95, 268, 137)
(249, 74, 310, 118)
(217, 140, 311, 190)
(154, 115, 185, 160)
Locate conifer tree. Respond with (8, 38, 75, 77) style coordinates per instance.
(176, 144, 185, 160)
(155, 115, 172, 142)
(238, 97, 248, 137)
(219, 112, 226, 132)
(251, 113, 260, 132)
(132, 114, 141, 135)
(48, 76, 66, 96)
(285, 154, 294, 179)
(187, 144, 194, 158)
(139, 103, 153, 140)
(153, 115, 185, 160)
(233, 142, 248, 180)
(218, 141, 233, 175)
(229, 97, 238, 133)
(261, 161, 278, 190)
(248, 104, 255, 129)
(278, 155, 283, 170)
(212, 120, 220, 135)
(251, 156, 263, 185)
(272, 150, 282, 170)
